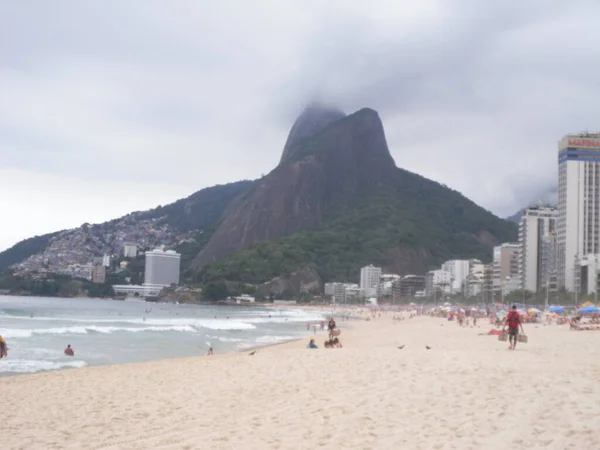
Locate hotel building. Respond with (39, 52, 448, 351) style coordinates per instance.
(557, 133, 600, 291)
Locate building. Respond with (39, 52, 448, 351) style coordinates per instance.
(392, 275, 426, 299)
(324, 283, 335, 296)
(425, 270, 452, 296)
(360, 265, 382, 298)
(144, 248, 181, 287)
(575, 254, 600, 297)
(377, 274, 400, 298)
(123, 243, 138, 258)
(482, 264, 494, 303)
(441, 260, 470, 293)
(519, 206, 557, 293)
(102, 254, 111, 267)
(324, 282, 346, 303)
(557, 133, 600, 292)
(492, 243, 520, 296)
(91, 265, 106, 284)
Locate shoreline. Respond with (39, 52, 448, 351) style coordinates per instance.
(5, 315, 597, 449)
(0, 304, 355, 379)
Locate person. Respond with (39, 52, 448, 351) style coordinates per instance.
(0, 335, 7, 359)
(503, 305, 525, 350)
(332, 337, 343, 348)
(207, 347, 214, 356)
(307, 339, 318, 349)
(64, 344, 74, 356)
(327, 317, 336, 339)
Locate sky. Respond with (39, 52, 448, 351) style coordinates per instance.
(1, 0, 600, 251)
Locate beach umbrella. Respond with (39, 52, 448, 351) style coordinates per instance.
(578, 305, 600, 314)
(528, 308, 541, 314)
(579, 301, 595, 308)
(549, 306, 565, 313)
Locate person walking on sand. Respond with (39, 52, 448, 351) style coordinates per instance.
(207, 347, 213, 356)
(503, 305, 524, 350)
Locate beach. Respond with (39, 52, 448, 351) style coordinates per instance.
(2, 313, 599, 450)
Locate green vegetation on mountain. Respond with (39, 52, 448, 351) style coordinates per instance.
(0, 273, 114, 298)
(199, 171, 517, 286)
(136, 180, 254, 231)
(0, 232, 60, 271)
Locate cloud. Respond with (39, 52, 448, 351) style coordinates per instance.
(1, 0, 600, 250)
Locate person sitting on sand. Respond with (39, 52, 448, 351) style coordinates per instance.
(503, 305, 525, 350)
(64, 345, 74, 356)
(324, 341, 332, 348)
(307, 339, 318, 349)
(332, 338, 342, 348)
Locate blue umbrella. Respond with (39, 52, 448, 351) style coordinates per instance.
(578, 305, 600, 314)
(549, 306, 565, 313)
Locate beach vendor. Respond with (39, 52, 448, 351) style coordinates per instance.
(0, 335, 7, 359)
(503, 305, 525, 350)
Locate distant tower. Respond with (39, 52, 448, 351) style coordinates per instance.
(360, 265, 382, 298)
(144, 248, 181, 287)
(557, 133, 600, 292)
(519, 207, 556, 293)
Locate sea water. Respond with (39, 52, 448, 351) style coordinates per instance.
(0, 296, 326, 376)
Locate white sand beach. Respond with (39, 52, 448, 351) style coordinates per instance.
(2, 314, 599, 450)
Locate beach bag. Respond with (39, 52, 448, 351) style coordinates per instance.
(498, 331, 508, 342)
(517, 334, 528, 343)
(330, 329, 341, 337)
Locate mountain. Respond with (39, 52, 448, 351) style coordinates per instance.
(0, 181, 254, 274)
(2, 104, 518, 293)
(193, 106, 517, 286)
(505, 209, 525, 224)
(192, 107, 398, 270)
(0, 232, 60, 272)
(280, 103, 346, 164)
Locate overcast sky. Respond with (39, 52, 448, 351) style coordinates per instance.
(1, 0, 599, 251)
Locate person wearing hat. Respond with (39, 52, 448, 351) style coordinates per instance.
(503, 305, 524, 350)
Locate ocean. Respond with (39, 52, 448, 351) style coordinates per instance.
(0, 296, 327, 377)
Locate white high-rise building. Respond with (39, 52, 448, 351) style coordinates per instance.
(557, 134, 600, 292)
(492, 243, 519, 295)
(519, 206, 557, 293)
(144, 248, 181, 287)
(441, 260, 470, 293)
(360, 265, 382, 298)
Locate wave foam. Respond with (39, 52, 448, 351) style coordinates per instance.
(0, 359, 87, 374)
(0, 325, 197, 339)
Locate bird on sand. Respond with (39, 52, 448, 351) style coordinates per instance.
(425, 346, 431, 350)
(397, 345, 405, 350)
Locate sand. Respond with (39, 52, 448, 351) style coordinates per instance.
(1, 313, 600, 450)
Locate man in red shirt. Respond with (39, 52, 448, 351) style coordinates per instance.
(503, 305, 525, 350)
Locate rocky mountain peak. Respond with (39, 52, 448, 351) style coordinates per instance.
(280, 103, 346, 164)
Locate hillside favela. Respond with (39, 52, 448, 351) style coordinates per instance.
(1, 2, 600, 450)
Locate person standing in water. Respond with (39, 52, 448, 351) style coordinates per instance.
(0, 335, 7, 359)
(64, 345, 74, 356)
